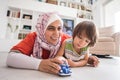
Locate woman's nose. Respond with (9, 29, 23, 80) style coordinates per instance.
(54, 29, 60, 35)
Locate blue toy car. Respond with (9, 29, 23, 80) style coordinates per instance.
(58, 61, 71, 76)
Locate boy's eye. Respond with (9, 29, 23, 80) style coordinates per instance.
(77, 35, 82, 39)
(77, 35, 91, 43)
(86, 40, 90, 43)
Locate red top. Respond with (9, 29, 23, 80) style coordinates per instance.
(11, 32, 71, 59)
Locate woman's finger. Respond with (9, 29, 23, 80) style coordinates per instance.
(49, 59, 61, 70)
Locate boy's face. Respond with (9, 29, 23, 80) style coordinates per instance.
(45, 20, 62, 45)
(73, 31, 91, 51)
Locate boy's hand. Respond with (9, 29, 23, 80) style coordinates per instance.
(88, 55, 100, 67)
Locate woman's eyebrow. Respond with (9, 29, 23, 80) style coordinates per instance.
(48, 25, 62, 28)
(47, 26, 54, 29)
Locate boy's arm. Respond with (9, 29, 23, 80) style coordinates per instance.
(55, 40, 66, 57)
(68, 53, 89, 67)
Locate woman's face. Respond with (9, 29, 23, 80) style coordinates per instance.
(45, 20, 62, 45)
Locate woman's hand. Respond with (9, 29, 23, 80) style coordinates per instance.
(88, 55, 100, 67)
(38, 56, 67, 74)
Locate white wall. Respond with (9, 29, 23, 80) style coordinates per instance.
(92, 0, 115, 27)
(92, 0, 106, 27)
(0, 0, 8, 39)
(115, 11, 120, 32)
(8, 0, 77, 18)
(92, 0, 104, 27)
(104, 0, 120, 26)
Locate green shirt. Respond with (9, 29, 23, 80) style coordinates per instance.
(64, 38, 88, 61)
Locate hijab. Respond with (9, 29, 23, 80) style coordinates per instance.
(33, 12, 63, 59)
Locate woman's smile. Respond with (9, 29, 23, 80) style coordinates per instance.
(51, 36, 59, 40)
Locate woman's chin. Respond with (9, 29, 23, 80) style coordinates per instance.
(49, 41, 58, 45)
(51, 39, 59, 45)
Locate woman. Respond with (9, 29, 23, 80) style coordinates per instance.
(6, 12, 99, 75)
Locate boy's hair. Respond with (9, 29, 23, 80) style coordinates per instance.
(72, 21, 98, 47)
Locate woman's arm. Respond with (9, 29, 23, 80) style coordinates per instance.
(55, 40, 66, 56)
(68, 53, 89, 67)
(6, 52, 65, 74)
(6, 52, 41, 70)
(7, 52, 68, 74)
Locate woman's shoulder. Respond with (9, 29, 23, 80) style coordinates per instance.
(24, 32, 37, 41)
(61, 33, 71, 38)
(27, 32, 37, 37)
(11, 32, 37, 55)
(61, 33, 71, 42)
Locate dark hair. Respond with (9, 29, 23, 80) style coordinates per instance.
(72, 21, 98, 47)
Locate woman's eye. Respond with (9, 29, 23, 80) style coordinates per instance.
(47, 26, 62, 31)
(47, 26, 55, 30)
(58, 27, 61, 31)
(47, 28, 54, 30)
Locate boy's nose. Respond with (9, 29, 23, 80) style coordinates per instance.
(79, 40, 85, 44)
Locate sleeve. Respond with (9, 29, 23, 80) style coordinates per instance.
(61, 33, 71, 43)
(6, 52, 41, 70)
(11, 32, 36, 56)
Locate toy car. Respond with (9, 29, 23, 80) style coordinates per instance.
(58, 61, 71, 76)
